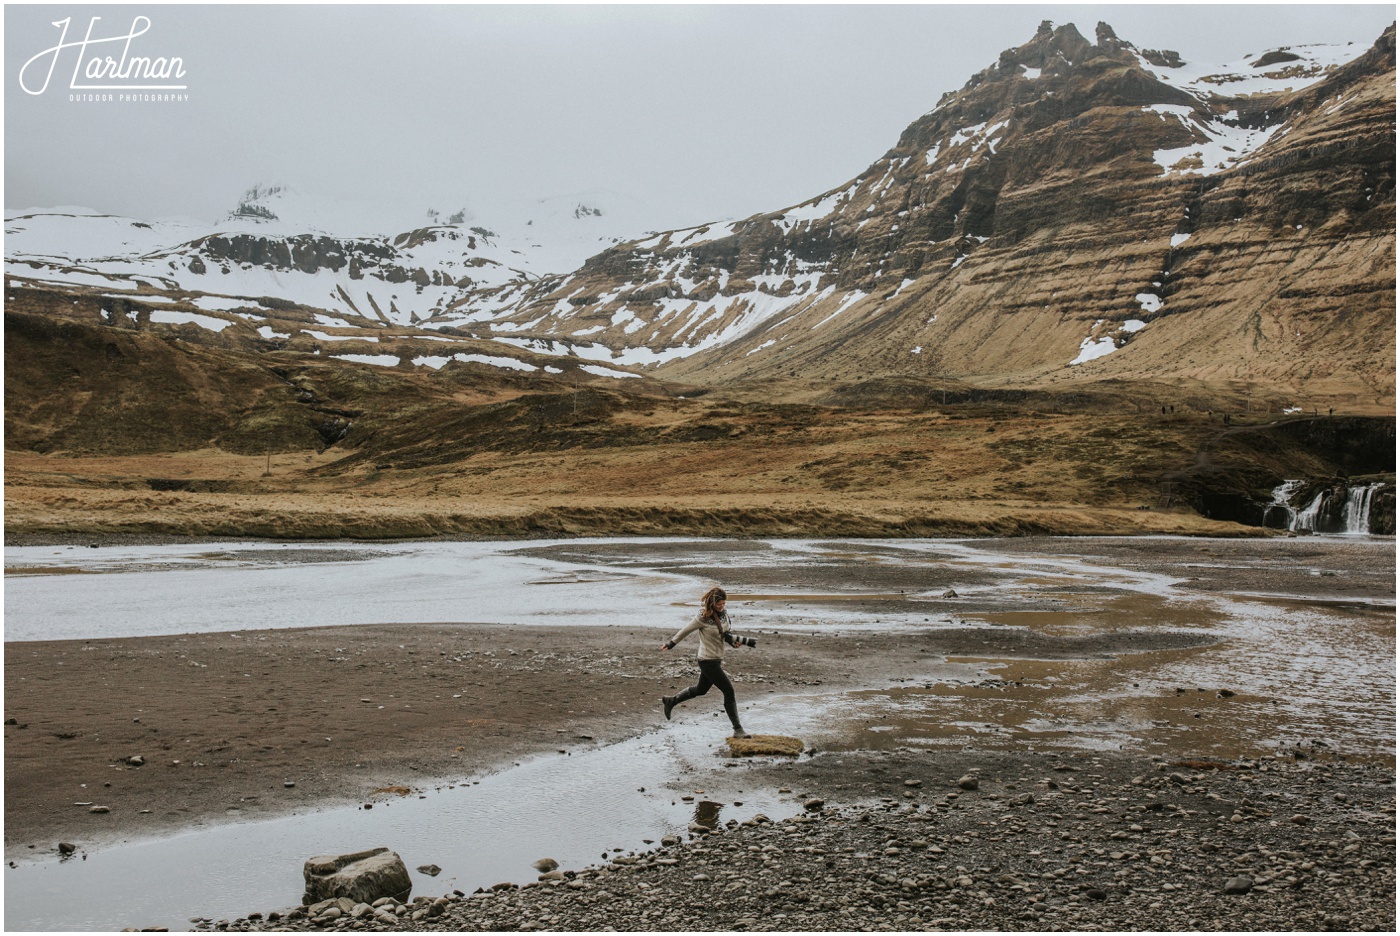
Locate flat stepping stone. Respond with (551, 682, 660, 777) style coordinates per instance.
(725, 734, 804, 757)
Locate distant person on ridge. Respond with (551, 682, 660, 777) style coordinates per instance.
(660, 586, 752, 738)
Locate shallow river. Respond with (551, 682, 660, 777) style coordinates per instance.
(4, 536, 1394, 930)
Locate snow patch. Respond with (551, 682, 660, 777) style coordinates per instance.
(305, 329, 371, 343)
(1070, 335, 1118, 365)
(1135, 293, 1163, 314)
(1069, 318, 1146, 366)
(579, 364, 641, 379)
(333, 354, 399, 368)
(451, 353, 536, 371)
(149, 310, 232, 332)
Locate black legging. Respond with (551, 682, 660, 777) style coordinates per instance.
(673, 659, 741, 729)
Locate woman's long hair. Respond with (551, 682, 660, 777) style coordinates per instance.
(701, 586, 727, 622)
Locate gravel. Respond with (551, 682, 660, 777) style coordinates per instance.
(191, 750, 1395, 932)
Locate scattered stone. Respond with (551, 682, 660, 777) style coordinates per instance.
(416, 864, 441, 876)
(88, 806, 110, 814)
(1223, 875, 1255, 895)
(531, 858, 559, 873)
(58, 842, 77, 855)
(958, 775, 980, 791)
(126, 755, 145, 767)
(178, 750, 1396, 934)
(942, 589, 959, 598)
(803, 798, 825, 812)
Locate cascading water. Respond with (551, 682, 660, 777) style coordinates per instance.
(1342, 482, 1386, 534)
(1264, 480, 1307, 529)
(1268, 479, 1386, 534)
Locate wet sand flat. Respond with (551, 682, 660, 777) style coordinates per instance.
(2, 622, 944, 855)
(5, 536, 1393, 862)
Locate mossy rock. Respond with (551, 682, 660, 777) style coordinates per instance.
(725, 734, 803, 757)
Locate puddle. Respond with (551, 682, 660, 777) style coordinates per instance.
(3, 718, 806, 932)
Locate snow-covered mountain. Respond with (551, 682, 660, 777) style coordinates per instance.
(3, 184, 660, 330)
(3, 186, 663, 383)
(5, 21, 1394, 398)
(449, 22, 1394, 392)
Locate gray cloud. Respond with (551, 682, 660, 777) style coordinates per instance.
(6, 4, 1393, 234)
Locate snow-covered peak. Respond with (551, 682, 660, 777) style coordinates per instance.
(1135, 39, 1370, 99)
(505, 188, 664, 272)
(218, 183, 445, 239)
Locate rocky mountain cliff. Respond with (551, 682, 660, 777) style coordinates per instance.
(457, 21, 1394, 404)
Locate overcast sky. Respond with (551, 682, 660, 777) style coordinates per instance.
(6, 3, 1395, 234)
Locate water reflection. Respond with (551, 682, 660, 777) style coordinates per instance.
(692, 800, 724, 829)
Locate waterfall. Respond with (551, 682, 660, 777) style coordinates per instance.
(1343, 482, 1386, 534)
(1270, 479, 1386, 534)
(1264, 480, 1306, 529)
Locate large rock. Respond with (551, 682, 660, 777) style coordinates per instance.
(303, 847, 412, 906)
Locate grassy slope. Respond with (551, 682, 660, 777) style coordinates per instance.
(4, 304, 1391, 541)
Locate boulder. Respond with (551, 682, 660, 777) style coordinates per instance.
(303, 848, 412, 906)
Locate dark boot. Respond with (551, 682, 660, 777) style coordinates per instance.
(662, 695, 677, 721)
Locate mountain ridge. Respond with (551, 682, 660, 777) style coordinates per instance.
(453, 20, 1392, 404)
(4, 20, 1394, 408)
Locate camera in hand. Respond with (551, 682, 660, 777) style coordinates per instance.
(726, 632, 757, 649)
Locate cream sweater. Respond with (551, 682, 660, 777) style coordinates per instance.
(667, 612, 731, 660)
